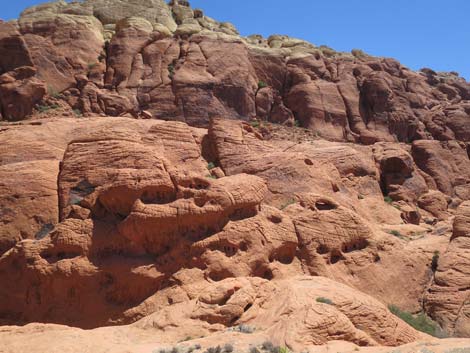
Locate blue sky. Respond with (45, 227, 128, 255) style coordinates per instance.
(2, 0, 469, 80)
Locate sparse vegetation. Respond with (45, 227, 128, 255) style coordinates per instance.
(294, 120, 300, 127)
(384, 196, 393, 204)
(389, 230, 402, 238)
(168, 63, 175, 78)
(431, 250, 440, 272)
(279, 198, 295, 210)
(47, 85, 61, 98)
(261, 341, 275, 352)
(229, 324, 255, 333)
(258, 80, 268, 89)
(319, 45, 336, 57)
(388, 304, 446, 337)
(351, 48, 367, 59)
(316, 297, 334, 305)
(222, 344, 233, 353)
(87, 62, 98, 70)
(207, 162, 216, 170)
(73, 109, 83, 117)
(250, 120, 260, 128)
(260, 346, 290, 353)
(37, 104, 60, 113)
(206, 174, 217, 179)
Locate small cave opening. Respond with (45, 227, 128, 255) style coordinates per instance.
(263, 269, 274, 280)
(268, 215, 282, 224)
(341, 238, 369, 253)
(229, 207, 257, 222)
(329, 250, 345, 264)
(316, 244, 329, 255)
(269, 247, 295, 265)
(315, 200, 337, 211)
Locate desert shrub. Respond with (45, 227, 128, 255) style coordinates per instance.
(319, 45, 336, 57)
(351, 48, 367, 58)
(222, 344, 233, 353)
(87, 62, 98, 70)
(250, 120, 260, 128)
(206, 174, 217, 180)
(316, 297, 333, 305)
(73, 109, 83, 117)
(431, 250, 440, 272)
(37, 104, 59, 113)
(168, 63, 175, 78)
(207, 162, 216, 170)
(388, 305, 444, 337)
(279, 198, 295, 210)
(384, 196, 393, 204)
(230, 324, 255, 333)
(258, 80, 268, 89)
(294, 120, 300, 127)
(389, 230, 402, 238)
(261, 341, 275, 352)
(205, 346, 221, 353)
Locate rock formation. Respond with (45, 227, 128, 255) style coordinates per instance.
(1, 0, 470, 352)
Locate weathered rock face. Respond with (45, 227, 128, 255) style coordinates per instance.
(1, 0, 469, 145)
(425, 201, 470, 337)
(0, 117, 448, 336)
(1, 0, 470, 350)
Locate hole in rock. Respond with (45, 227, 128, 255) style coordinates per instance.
(268, 215, 282, 224)
(244, 303, 253, 312)
(269, 248, 295, 265)
(304, 159, 313, 166)
(263, 269, 274, 280)
(40, 250, 80, 263)
(341, 238, 369, 253)
(329, 250, 344, 264)
(315, 200, 336, 211)
(229, 207, 257, 221)
(316, 244, 329, 255)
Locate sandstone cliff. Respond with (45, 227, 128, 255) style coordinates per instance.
(1, 1, 470, 352)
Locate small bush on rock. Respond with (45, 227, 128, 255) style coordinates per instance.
(258, 80, 268, 89)
(388, 304, 445, 337)
(316, 297, 334, 305)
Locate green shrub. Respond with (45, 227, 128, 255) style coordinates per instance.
(222, 344, 233, 353)
(250, 120, 260, 128)
(37, 104, 59, 113)
(388, 305, 444, 337)
(431, 250, 440, 272)
(73, 109, 83, 117)
(279, 198, 295, 210)
(258, 80, 268, 89)
(351, 48, 367, 58)
(206, 174, 217, 180)
(168, 63, 175, 78)
(384, 196, 393, 204)
(294, 120, 300, 127)
(207, 162, 216, 170)
(87, 62, 98, 70)
(230, 324, 255, 333)
(389, 230, 402, 238)
(316, 297, 334, 305)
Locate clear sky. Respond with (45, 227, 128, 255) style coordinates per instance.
(2, 0, 469, 80)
